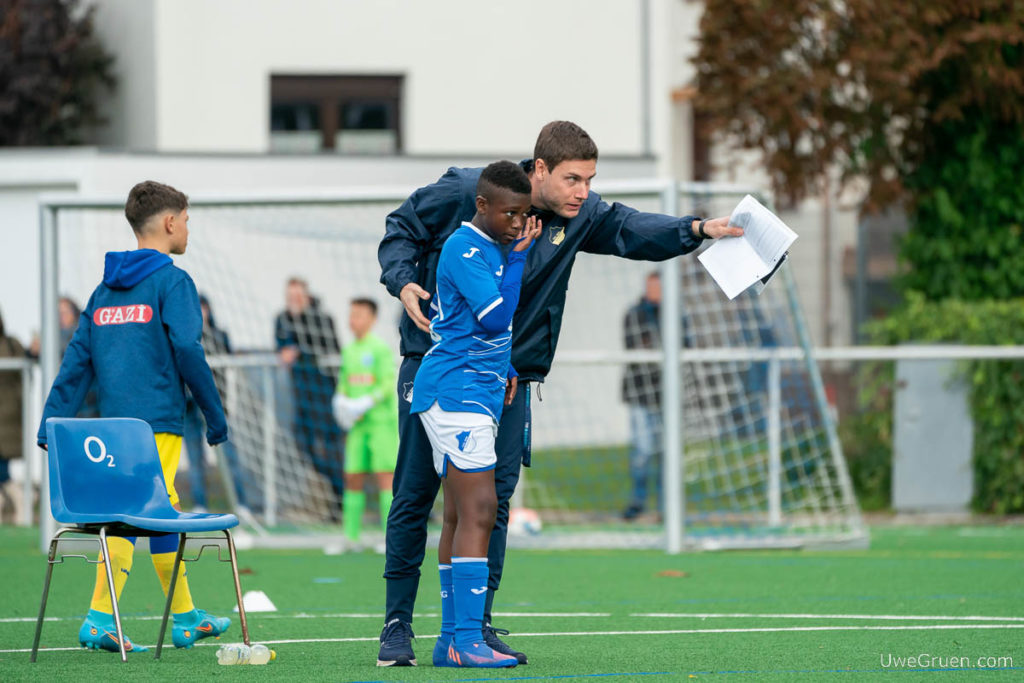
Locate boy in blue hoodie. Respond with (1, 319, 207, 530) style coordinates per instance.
(38, 180, 232, 653)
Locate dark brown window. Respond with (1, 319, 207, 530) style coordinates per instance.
(270, 75, 402, 154)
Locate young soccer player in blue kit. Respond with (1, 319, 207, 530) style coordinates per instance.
(409, 161, 541, 668)
(37, 181, 232, 653)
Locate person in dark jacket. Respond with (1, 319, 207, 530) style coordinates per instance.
(0, 310, 25, 518)
(274, 277, 344, 508)
(375, 121, 744, 666)
(620, 272, 664, 520)
(183, 295, 251, 512)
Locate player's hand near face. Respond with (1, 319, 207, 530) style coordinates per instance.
(512, 216, 542, 253)
(400, 282, 433, 333)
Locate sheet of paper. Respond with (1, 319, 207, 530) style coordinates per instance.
(698, 236, 767, 300)
(729, 194, 798, 267)
(697, 195, 798, 300)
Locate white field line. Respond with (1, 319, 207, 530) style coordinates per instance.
(8, 623, 1024, 654)
(0, 610, 610, 625)
(630, 613, 1024, 622)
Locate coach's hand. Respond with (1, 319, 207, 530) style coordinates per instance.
(505, 375, 518, 406)
(512, 216, 543, 253)
(692, 216, 744, 239)
(400, 282, 432, 333)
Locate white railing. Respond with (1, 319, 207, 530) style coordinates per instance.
(558, 343, 1024, 545)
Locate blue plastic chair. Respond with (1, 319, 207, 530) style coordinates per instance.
(31, 418, 250, 663)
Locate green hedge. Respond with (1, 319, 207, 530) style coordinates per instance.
(841, 294, 1024, 512)
(900, 118, 1024, 301)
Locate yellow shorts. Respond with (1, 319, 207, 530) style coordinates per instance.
(154, 433, 183, 508)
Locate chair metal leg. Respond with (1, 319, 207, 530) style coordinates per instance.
(155, 532, 186, 660)
(224, 529, 250, 645)
(99, 527, 128, 663)
(30, 528, 71, 662)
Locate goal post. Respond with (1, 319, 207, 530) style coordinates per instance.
(36, 179, 867, 552)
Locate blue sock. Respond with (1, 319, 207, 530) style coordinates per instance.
(439, 565, 455, 640)
(452, 557, 488, 648)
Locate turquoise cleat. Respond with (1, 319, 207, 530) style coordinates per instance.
(79, 611, 148, 653)
(172, 608, 231, 649)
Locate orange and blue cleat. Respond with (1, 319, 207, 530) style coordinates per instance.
(172, 608, 231, 649)
(79, 610, 148, 653)
(446, 640, 518, 668)
(433, 635, 455, 667)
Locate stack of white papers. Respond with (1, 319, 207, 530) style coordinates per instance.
(697, 194, 798, 300)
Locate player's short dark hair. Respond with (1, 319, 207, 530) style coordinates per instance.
(533, 121, 599, 171)
(351, 297, 378, 315)
(124, 181, 189, 233)
(286, 276, 309, 291)
(477, 160, 531, 201)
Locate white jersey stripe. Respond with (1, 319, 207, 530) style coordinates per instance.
(477, 297, 503, 320)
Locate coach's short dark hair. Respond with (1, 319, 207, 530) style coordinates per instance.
(477, 160, 531, 200)
(533, 121, 598, 171)
(124, 181, 189, 233)
(351, 297, 378, 315)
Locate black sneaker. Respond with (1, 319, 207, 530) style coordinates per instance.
(482, 623, 527, 665)
(622, 503, 644, 521)
(377, 618, 417, 666)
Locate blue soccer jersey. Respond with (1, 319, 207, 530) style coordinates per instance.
(410, 222, 527, 422)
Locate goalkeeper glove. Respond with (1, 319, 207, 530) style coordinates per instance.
(349, 394, 375, 420)
(332, 393, 358, 430)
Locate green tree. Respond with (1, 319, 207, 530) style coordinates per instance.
(0, 0, 116, 145)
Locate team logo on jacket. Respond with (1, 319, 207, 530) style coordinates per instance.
(549, 224, 565, 245)
(93, 305, 153, 326)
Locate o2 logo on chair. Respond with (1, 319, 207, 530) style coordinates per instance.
(83, 436, 116, 468)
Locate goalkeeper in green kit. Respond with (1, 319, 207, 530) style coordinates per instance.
(333, 298, 399, 545)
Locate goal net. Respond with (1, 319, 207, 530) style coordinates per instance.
(39, 180, 865, 551)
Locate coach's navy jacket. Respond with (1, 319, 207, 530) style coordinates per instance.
(37, 249, 227, 446)
(378, 161, 702, 381)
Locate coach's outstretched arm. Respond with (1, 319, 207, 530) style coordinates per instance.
(379, 169, 476, 332)
(582, 199, 743, 259)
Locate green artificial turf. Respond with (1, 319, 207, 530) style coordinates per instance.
(1, 524, 1022, 681)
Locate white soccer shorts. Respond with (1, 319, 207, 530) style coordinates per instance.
(417, 401, 498, 476)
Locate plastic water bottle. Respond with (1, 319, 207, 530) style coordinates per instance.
(216, 643, 276, 665)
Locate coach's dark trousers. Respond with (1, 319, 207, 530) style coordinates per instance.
(383, 356, 530, 625)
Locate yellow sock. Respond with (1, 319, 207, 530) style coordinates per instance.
(89, 536, 136, 614)
(151, 551, 195, 614)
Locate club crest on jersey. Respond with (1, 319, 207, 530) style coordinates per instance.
(93, 304, 153, 326)
(549, 224, 565, 246)
(402, 382, 414, 403)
